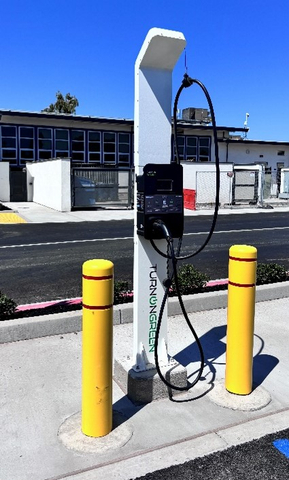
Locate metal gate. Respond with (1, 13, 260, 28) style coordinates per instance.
(232, 168, 259, 204)
(71, 167, 134, 209)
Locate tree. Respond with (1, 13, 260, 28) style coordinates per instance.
(42, 91, 79, 114)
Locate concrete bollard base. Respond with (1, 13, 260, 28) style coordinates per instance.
(208, 380, 271, 411)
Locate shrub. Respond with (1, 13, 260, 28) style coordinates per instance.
(256, 263, 288, 285)
(114, 280, 132, 304)
(171, 263, 210, 296)
(0, 292, 17, 320)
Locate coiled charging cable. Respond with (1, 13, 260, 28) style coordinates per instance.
(150, 74, 220, 390)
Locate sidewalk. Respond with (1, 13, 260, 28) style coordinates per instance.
(1, 200, 289, 479)
(1, 199, 289, 223)
(0, 286, 289, 480)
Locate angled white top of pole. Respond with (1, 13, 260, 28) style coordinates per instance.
(134, 28, 186, 172)
(133, 28, 186, 371)
(135, 27, 186, 70)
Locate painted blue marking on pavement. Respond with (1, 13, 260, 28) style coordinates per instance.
(273, 439, 289, 458)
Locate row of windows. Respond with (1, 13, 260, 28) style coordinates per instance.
(175, 135, 211, 162)
(0, 125, 211, 166)
(0, 125, 132, 166)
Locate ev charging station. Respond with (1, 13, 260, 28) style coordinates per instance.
(132, 29, 186, 373)
(114, 27, 220, 402)
(114, 28, 189, 403)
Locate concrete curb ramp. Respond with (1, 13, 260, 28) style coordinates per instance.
(1, 281, 288, 344)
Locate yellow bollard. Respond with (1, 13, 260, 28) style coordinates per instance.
(225, 245, 257, 395)
(81, 259, 114, 437)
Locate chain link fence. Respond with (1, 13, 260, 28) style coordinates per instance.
(196, 170, 233, 207)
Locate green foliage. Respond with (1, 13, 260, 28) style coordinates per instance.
(0, 292, 17, 320)
(171, 263, 210, 296)
(114, 280, 132, 304)
(256, 263, 288, 285)
(42, 91, 79, 114)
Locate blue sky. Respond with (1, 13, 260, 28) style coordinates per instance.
(1, 0, 288, 141)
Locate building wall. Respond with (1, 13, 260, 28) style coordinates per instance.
(226, 142, 289, 170)
(0, 162, 10, 201)
(26, 158, 71, 211)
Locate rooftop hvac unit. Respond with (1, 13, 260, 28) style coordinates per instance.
(182, 107, 211, 124)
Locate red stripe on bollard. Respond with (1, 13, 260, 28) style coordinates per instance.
(229, 256, 256, 262)
(228, 281, 255, 288)
(82, 274, 113, 281)
(82, 303, 113, 310)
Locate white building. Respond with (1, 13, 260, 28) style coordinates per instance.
(0, 108, 288, 207)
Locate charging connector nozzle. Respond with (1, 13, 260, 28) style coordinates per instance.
(151, 219, 172, 241)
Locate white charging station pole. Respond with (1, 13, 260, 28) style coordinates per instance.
(133, 28, 186, 371)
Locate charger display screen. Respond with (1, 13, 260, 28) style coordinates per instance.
(157, 179, 173, 192)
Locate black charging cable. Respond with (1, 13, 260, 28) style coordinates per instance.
(154, 73, 220, 262)
(152, 220, 204, 391)
(149, 74, 221, 390)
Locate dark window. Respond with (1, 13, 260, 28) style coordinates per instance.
(38, 129, 51, 139)
(56, 129, 69, 140)
(55, 129, 69, 157)
(72, 152, 84, 161)
(174, 135, 211, 162)
(38, 128, 52, 159)
(199, 137, 210, 162)
(1, 125, 17, 163)
(2, 150, 16, 159)
(20, 138, 34, 149)
(38, 128, 53, 159)
(88, 131, 101, 163)
(20, 127, 34, 138)
(21, 150, 34, 160)
(172, 136, 185, 162)
(2, 138, 16, 149)
(103, 132, 116, 164)
(71, 130, 84, 141)
(2, 126, 16, 137)
(71, 130, 85, 162)
(19, 126, 34, 163)
(186, 137, 197, 162)
(118, 133, 130, 166)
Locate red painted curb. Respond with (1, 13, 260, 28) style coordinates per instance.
(15, 279, 229, 313)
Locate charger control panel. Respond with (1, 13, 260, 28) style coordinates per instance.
(136, 163, 184, 239)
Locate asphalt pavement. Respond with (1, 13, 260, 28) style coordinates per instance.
(0, 200, 289, 480)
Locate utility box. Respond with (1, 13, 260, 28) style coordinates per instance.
(136, 163, 183, 239)
(182, 107, 211, 124)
